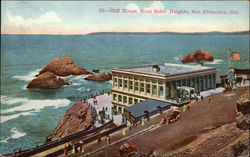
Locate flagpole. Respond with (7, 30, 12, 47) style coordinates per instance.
(228, 49, 231, 69)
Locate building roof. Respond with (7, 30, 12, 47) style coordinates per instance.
(124, 99, 171, 119)
(233, 69, 250, 74)
(115, 63, 215, 75)
(217, 73, 228, 78)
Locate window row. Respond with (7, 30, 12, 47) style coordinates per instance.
(113, 77, 164, 97)
(165, 74, 216, 97)
(112, 93, 144, 105)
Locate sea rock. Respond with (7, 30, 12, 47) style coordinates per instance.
(39, 56, 91, 76)
(182, 50, 214, 66)
(85, 72, 112, 81)
(27, 72, 70, 89)
(46, 101, 96, 142)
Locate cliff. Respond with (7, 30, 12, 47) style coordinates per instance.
(46, 101, 96, 142)
(39, 56, 91, 76)
(27, 72, 70, 89)
(85, 72, 112, 81)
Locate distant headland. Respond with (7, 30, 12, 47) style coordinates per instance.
(87, 30, 250, 35)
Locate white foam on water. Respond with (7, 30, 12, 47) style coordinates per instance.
(0, 128, 27, 144)
(10, 127, 26, 139)
(206, 59, 223, 65)
(77, 87, 85, 91)
(13, 69, 40, 81)
(72, 82, 81, 86)
(0, 137, 10, 143)
(1, 112, 36, 124)
(66, 75, 88, 82)
(1, 97, 71, 113)
(1, 96, 71, 123)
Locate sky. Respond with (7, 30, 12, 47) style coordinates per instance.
(1, 1, 249, 35)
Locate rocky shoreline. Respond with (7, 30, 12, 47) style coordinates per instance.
(46, 101, 97, 142)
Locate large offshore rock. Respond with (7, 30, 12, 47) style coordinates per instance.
(27, 72, 70, 89)
(46, 101, 96, 142)
(39, 56, 91, 76)
(85, 72, 112, 81)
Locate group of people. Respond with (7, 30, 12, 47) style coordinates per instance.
(63, 143, 85, 155)
(96, 107, 112, 124)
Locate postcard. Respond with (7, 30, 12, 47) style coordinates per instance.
(1, 1, 249, 157)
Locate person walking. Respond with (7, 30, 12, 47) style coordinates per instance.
(195, 96, 198, 102)
(72, 144, 76, 154)
(97, 135, 101, 144)
(64, 145, 68, 155)
(201, 95, 204, 101)
(208, 96, 211, 103)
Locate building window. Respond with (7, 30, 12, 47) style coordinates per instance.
(113, 94, 117, 101)
(146, 83, 151, 94)
(113, 78, 118, 87)
(204, 75, 208, 89)
(118, 79, 122, 88)
(172, 81, 176, 87)
(213, 74, 216, 85)
(187, 78, 191, 87)
(191, 78, 195, 87)
(134, 98, 138, 104)
(118, 107, 122, 113)
(129, 97, 133, 104)
(209, 75, 212, 88)
(177, 80, 181, 87)
(135, 81, 139, 91)
(182, 79, 186, 86)
(124, 80, 128, 89)
(118, 95, 122, 102)
(166, 82, 170, 97)
(153, 85, 157, 96)
(129, 80, 133, 90)
(196, 77, 200, 91)
(140, 82, 145, 93)
(124, 96, 127, 104)
(159, 86, 163, 97)
(200, 76, 204, 91)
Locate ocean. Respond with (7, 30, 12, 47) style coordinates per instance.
(0, 34, 249, 154)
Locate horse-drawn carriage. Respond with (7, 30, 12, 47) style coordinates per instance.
(161, 109, 181, 124)
(116, 143, 139, 157)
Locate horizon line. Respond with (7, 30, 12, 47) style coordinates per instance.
(1, 30, 249, 36)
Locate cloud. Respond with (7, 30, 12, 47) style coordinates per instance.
(7, 11, 61, 27)
(126, 3, 140, 11)
(144, 1, 165, 10)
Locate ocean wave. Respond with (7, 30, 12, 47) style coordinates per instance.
(1, 112, 36, 124)
(11, 127, 26, 139)
(1, 96, 71, 123)
(72, 83, 81, 86)
(0, 128, 26, 144)
(76, 87, 91, 92)
(206, 59, 223, 65)
(13, 69, 40, 81)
